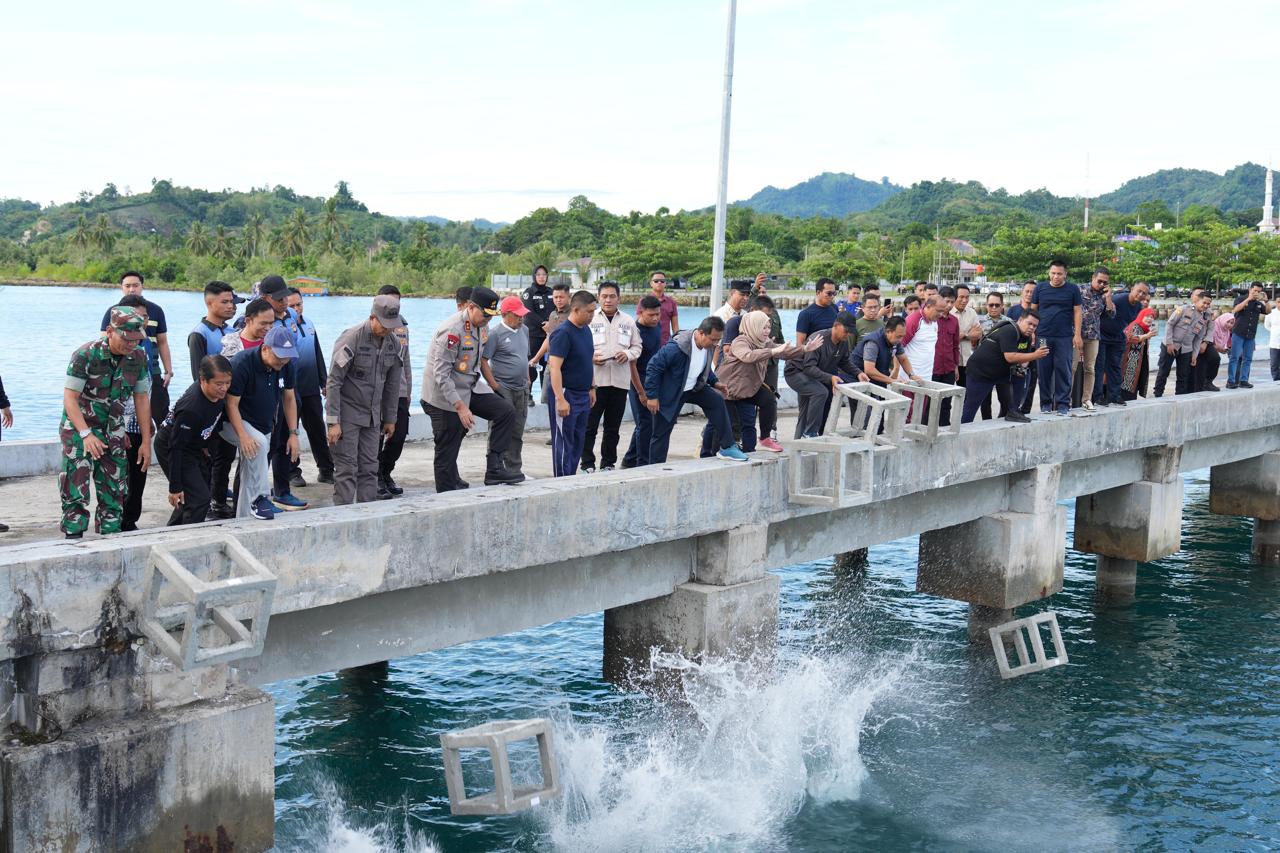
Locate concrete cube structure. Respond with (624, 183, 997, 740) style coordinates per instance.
(786, 437, 874, 508)
(823, 382, 909, 445)
(440, 718, 560, 816)
(889, 379, 965, 442)
(989, 612, 1068, 679)
(139, 536, 277, 670)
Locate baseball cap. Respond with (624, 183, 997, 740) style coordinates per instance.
(262, 325, 298, 358)
(834, 310, 859, 331)
(470, 286, 501, 316)
(498, 295, 529, 317)
(109, 306, 146, 341)
(371, 294, 405, 330)
(259, 275, 289, 300)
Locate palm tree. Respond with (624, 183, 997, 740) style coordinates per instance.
(243, 212, 266, 258)
(186, 222, 211, 256)
(277, 208, 310, 259)
(91, 214, 116, 253)
(340, 241, 363, 265)
(410, 221, 433, 251)
(71, 214, 91, 256)
(321, 197, 346, 240)
(212, 225, 236, 261)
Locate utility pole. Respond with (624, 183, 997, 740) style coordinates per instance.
(709, 0, 737, 313)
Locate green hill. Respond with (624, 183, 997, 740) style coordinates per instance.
(732, 172, 902, 218)
(1097, 163, 1265, 212)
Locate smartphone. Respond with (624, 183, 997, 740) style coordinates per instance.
(886, 299, 893, 306)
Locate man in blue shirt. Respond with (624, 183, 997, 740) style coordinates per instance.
(795, 278, 838, 345)
(223, 325, 301, 519)
(1097, 282, 1149, 406)
(835, 283, 862, 317)
(1030, 261, 1083, 415)
(622, 295, 664, 469)
(100, 270, 174, 424)
(547, 290, 598, 477)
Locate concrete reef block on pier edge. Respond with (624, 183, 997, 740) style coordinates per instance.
(1210, 451, 1280, 520)
(917, 466, 1066, 609)
(1, 685, 275, 853)
(602, 575, 780, 683)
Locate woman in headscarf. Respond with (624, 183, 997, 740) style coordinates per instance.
(714, 310, 816, 451)
(1121, 307, 1156, 400)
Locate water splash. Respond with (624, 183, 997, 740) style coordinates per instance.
(540, 648, 913, 852)
(275, 777, 443, 853)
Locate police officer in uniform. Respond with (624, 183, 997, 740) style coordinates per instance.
(421, 286, 523, 492)
(326, 295, 405, 505)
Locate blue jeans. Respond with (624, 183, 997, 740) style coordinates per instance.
(622, 387, 655, 468)
(651, 385, 734, 464)
(1099, 340, 1125, 402)
(961, 378, 1002, 424)
(1228, 335, 1256, 384)
(549, 389, 591, 477)
(1036, 336, 1075, 413)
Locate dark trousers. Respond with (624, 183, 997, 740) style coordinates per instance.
(1017, 361, 1037, 413)
(149, 375, 170, 428)
(932, 370, 956, 426)
(1036, 336, 1074, 413)
(549, 389, 591, 477)
(787, 373, 831, 438)
(581, 386, 629, 469)
(622, 388, 656, 468)
(269, 405, 291, 497)
(700, 387, 770, 454)
(155, 435, 212, 526)
(378, 397, 410, 476)
(123, 431, 147, 531)
(651, 385, 733, 464)
(962, 366, 994, 419)
(1195, 348, 1220, 391)
(759, 360, 780, 437)
(1272, 348, 1280, 381)
(292, 393, 334, 478)
(421, 393, 515, 492)
(1099, 340, 1125, 403)
(1153, 348, 1174, 397)
(1174, 351, 1195, 395)
(528, 331, 547, 388)
(210, 435, 236, 511)
(961, 378, 1011, 424)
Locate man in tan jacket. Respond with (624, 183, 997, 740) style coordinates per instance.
(580, 281, 643, 472)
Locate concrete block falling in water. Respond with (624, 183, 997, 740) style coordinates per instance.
(988, 612, 1068, 679)
(440, 718, 561, 815)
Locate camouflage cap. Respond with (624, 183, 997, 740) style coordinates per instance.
(109, 306, 146, 341)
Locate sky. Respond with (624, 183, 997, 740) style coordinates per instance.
(3, 0, 1278, 222)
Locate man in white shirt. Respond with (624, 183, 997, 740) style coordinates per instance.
(580, 282, 643, 472)
(713, 280, 751, 323)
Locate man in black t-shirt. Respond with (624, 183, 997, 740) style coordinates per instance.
(1227, 282, 1270, 389)
(960, 311, 1049, 424)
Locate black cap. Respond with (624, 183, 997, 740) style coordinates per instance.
(729, 279, 753, 294)
(835, 310, 858, 331)
(260, 274, 288, 299)
(469, 286, 501, 316)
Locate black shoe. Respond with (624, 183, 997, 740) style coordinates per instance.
(317, 470, 335, 485)
(375, 475, 394, 500)
(65, 531, 83, 540)
(382, 474, 403, 496)
(485, 468, 526, 485)
(290, 471, 307, 489)
(1204, 383, 1221, 392)
(0, 522, 8, 533)
(1003, 411, 1031, 423)
(457, 479, 470, 489)
(208, 503, 235, 520)
(1226, 382, 1238, 389)
(1240, 381, 1254, 389)
(1113, 398, 1127, 406)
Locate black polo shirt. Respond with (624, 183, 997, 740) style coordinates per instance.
(229, 347, 294, 435)
(1232, 294, 1268, 341)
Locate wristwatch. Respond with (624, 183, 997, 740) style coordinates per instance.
(78, 428, 92, 439)
(289, 428, 299, 436)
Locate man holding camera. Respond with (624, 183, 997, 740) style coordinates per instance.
(1227, 282, 1270, 389)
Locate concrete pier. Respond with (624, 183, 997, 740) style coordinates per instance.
(4, 383, 1280, 848)
(1210, 451, 1280, 566)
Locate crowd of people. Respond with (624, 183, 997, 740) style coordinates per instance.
(43, 260, 1274, 538)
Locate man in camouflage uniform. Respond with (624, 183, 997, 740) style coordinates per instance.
(60, 307, 152, 538)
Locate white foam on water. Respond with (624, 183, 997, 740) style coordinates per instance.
(276, 778, 443, 853)
(539, 649, 913, 852)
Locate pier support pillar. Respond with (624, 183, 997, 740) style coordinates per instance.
(1252, 518, 1280, 566)
(1075, 446, 1183, 596)
(834, 548, 869, 573)
(1211, 452, 1280, 566)
(967, 605, 1014, 643)
(917, 465, 1066, 626)
(604, 523, 778, 684)
(1, 645, 275, 852)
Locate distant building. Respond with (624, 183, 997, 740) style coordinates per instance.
(287, 275, 329, 296)
(948, 239, 978, 257)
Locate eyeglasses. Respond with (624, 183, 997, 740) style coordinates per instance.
(652, 279, 666, 284)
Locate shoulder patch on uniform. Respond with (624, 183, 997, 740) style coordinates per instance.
(446, 334, 460, 350)
(335, 344, 355, 368)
